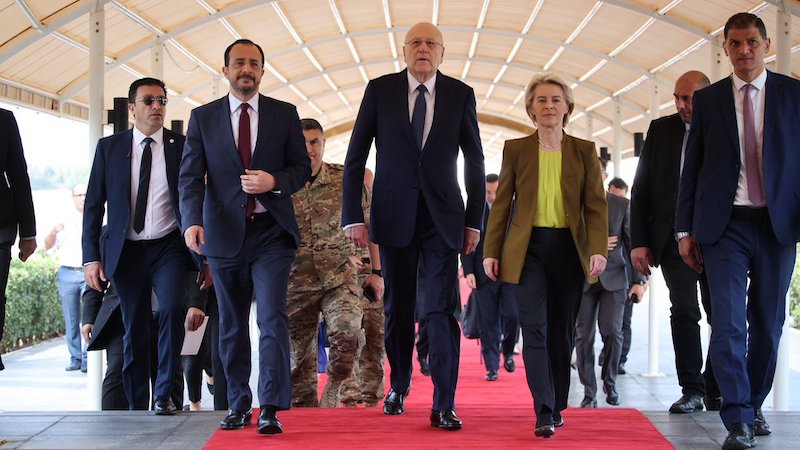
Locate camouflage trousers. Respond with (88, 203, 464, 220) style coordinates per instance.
(288, 281, 364, 407)
(340, 291, 385, 407)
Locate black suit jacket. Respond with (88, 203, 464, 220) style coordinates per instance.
(461, 203, 491, 287)
(83, 128, 196, 278)
(630, 113, 685, 265)
(0, 109, 35, 240)
(342, 70, 485, 250)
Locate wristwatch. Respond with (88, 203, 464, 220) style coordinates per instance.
(675, 231, 690, 242)
(371, 269, 383, 277)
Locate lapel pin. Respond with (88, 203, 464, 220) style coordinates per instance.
(169, 138, 175, 144)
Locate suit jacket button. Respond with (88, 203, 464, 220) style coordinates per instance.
(240, 204, 245, 208)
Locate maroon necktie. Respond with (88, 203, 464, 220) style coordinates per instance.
(238, 103, 255, 217)
(742, 84, 764, 205)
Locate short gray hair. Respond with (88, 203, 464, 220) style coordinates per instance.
(524, 73, 575, 127)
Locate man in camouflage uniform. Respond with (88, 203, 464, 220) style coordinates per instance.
(289, 119, 382, 407)
(341, 168, 386, 407)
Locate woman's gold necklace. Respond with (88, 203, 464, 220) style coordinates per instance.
(538, 137, 562, 150)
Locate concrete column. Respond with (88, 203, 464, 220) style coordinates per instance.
(650, 77, 660, 121)
(612, 97, 622, 178)
(710, 34, 725, 83)
(151, 43, 165, 80)
(87, 1, 105, 411)
(585, 113, 593, 141)
(772, 2, 791, 412)
(87, 3, 105, 165)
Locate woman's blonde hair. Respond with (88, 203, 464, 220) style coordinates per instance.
(524, 73, 575, 127)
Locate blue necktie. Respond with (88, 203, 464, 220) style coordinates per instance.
(411, 84, 427, 150)
(132, 137, 153, 234)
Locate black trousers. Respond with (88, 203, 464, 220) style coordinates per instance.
(515, 228, 584, 426)
(659, 240, 719, 398)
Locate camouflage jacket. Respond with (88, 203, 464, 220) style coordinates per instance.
(289, 162, 371, 292)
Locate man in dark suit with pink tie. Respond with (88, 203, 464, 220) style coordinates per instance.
(179, 39, 310, 435)
(677, 13, 800, 450)
(342, 22, 485, 431)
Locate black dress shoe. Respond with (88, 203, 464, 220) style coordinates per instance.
(503, 355, 516, 373)
(485, 370, 498, 381)
(154, 398, 178, 415)
(669, 394, 704, 413)
(220, 409, 253, 430)
(553, 412, 564, 428)
(753, 408, 771, 436)
(604, 385, 620, 405)
(430, 410, 462, 430)
(383, 389, 405, 415)
(617, 362, 626, 375)
(534, 423, 555, 438)
(580, 396, 597, 408)
(722, 423, 756, 450)
(704, 395, 722, 411)
(257, 408, 283, 434)
(419, 357, 431, 376)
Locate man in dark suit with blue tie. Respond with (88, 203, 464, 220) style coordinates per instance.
(0, 108, 37, 373)
(179, 39, 310, 435)
(83, 77, 197, 415)
(677, 13, 800, 450)
(342, 22, 485, 431)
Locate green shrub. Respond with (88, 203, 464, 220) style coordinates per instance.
(0, 253, 63, 354)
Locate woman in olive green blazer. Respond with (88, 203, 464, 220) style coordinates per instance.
(483, 73, 607, 438)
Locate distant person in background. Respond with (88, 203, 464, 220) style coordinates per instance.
(45, 183, 88, 372)
(462, 173, 518, 382)
(0, 108, 37, 373)
(575, 173, 645, 408)
(483, 73, 607, 438)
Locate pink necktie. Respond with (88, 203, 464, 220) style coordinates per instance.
(742, 84, 764, 205)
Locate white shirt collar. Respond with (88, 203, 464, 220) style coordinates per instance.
(732, 68, 768, 92)
(228, 92, 259, 114)
(133, 127, 163, 146)
(407, 71, 437, 96)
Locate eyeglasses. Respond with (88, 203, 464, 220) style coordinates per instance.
(73, 194, 86, 198)
(405, 39, 443, 49)
(230, 59, 263, 69)
(134, 95, 168, 106)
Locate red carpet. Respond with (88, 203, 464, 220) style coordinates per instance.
(205, 285, 674, 449)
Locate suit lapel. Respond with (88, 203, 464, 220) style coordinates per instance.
(219, 96, 244, 169)
(118, 130, 134, 206)
(717, 77, 740, 154)
(254, 94, 275, 162)
(397, 70, 418, 151)
(667, 114, 685, 189)
(763, 71, 779, 145)
(422, 71, 447, 154)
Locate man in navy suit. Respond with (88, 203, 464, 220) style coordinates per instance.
(83, 77, 197, 415)
(179, 39, 310, 435)
(461, 173, 518, 382)
(0, 108, 37, 373)
(342, 22, 485, 430)
(677, 13, 800, 450)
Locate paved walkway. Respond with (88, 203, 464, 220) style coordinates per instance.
(1, 288, 799, 448)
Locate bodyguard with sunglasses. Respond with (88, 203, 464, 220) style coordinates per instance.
(83, 77, 202, 415)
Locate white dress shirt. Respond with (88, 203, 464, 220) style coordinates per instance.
(228, 92, 267, 213)
(731, 69, 767, 207)
(128, 127, 178, 240)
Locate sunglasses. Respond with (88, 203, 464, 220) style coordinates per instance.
(134, 95, 168, 106)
